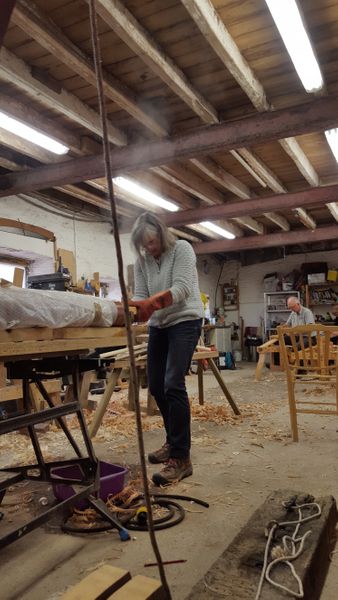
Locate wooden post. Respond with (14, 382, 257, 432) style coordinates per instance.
(207, 358, 240, 415)
(197, 361, 204, 405)
(89, 368, 121, 438)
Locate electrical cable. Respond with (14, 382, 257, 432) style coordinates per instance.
(19, 194, 109, 223)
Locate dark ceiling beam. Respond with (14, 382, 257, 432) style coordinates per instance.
(193, 225, 338, 255)
(161, 184, 338, 227)
(0, 96, 337, 197)
(0, 1, 16, 48)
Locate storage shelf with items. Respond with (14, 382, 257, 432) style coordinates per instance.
(223, 283, 238, 311)
(263, 291, 300, 339)
(305, 283, 338, 307)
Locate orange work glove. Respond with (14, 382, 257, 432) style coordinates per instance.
(128, 290, 173, 322)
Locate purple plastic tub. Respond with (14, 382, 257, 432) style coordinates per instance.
(51, 460, 127, 508)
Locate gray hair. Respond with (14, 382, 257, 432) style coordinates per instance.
(131, 212, 176, 259)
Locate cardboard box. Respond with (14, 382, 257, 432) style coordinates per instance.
(308, 273, 326, 284)
(327, 269, 338, 282)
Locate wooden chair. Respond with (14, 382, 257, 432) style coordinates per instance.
(277, 324, 338, 442)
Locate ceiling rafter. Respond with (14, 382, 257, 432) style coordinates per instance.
(92, 0, 219, 125)
(0, 46, 127, 146)
(152, 165, 244, 238)
(180, 0, 320, 229)
(193, 225, 338, 255)
(161, 184, 338, 227)
(0, 95, 337, 197)
(12, 0, 168, 138)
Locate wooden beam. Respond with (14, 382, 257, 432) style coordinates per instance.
(293, 207, 316, 230)
(181, 0, 270, 112)
(190, 156, 250, 199)
(0, 1, 16, 49)
(12, 0, 167, 138)
(231, 148, 287, 193)
(326, 203, 338, 222)
(0, 96, 337, 196)
(193, 225, 338, 254)
(161, 184, 338, 227)
(181, 0, 319, 203)
(0, 218, 55, 240)
(279, 137, 320, 186)
(190, 156, 286, 230)
(233, 216, 264, 234)
(0, 93, 82, 155)
(0, 128, 62, 164)
(93, 0, 219, 125)
(0, 47, 126, 146)
(263, 212, 290, 231)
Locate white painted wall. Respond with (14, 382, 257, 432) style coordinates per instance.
(0, 196, 136, 289)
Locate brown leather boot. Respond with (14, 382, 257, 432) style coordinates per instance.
(152, 457, 193, 486)
(148, 443, 170, 464)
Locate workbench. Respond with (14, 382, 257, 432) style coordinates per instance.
(0, 324, 146, 549)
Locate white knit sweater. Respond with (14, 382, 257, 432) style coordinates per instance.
(133, 240, 204, 328)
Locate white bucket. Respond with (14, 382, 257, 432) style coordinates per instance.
(234, 350, 242, 362)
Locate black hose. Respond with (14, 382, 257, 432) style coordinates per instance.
(151, 493, 209, 508)
(127, 500, 185, 531)
(62, 494, 208, 534)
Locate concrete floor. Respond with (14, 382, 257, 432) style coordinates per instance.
(1, 362, 338, 599)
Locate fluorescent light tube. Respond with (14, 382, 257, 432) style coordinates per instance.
(0, 111, 69, 155)
(265, 0, 323, 93)
(325, 129, 338, 163)
(200, 221, 235, 239)
(113, 176, 179, 212)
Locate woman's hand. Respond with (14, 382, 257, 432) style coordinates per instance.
(128, 290, 172, 322)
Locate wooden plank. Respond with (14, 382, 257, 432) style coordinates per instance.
(0, 379, 61, 402)
(186, 490, 337, 600)
(207, 358, 240, 415)
(12, 267, 24, 288)
(52, 327, 128, 340)
(61, 565, 131, 600)
(89, 368, 121, 438)
(193, 224, 338, 255)
(1, 95, 337, 196)
(0, 337, 126, 360)
(0, 218, 55, 241)
(0, 328, 54, 342)
(57, 249, 77, 283)
(107, 574, 165, 600)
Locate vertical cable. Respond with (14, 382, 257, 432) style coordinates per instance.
(87, 2, 171, 597)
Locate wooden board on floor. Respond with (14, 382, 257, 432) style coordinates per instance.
(61, 565, 165, 600)
(186, 490, 337, 600)
(62, 565, 130, 600)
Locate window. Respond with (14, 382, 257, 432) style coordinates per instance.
(0, 261, 26, 286)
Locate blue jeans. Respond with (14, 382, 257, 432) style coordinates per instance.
(147, 319, 202, 459)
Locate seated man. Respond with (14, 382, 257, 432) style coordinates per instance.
(331, 303, 338, 345)
(282, 296, 316, 348)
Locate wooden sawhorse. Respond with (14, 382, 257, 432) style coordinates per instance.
(89, 349, 240, 438)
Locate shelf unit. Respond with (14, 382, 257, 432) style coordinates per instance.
(263, 291, 300, 339)
(305, 283, 338, 308)
(223, 284, 238, 311)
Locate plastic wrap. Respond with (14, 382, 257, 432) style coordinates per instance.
(0, 285, 118, 330)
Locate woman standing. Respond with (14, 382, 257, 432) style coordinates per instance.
(129, 212, 203, 485)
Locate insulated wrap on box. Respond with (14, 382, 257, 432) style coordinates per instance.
(0, 285, 118, 330)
